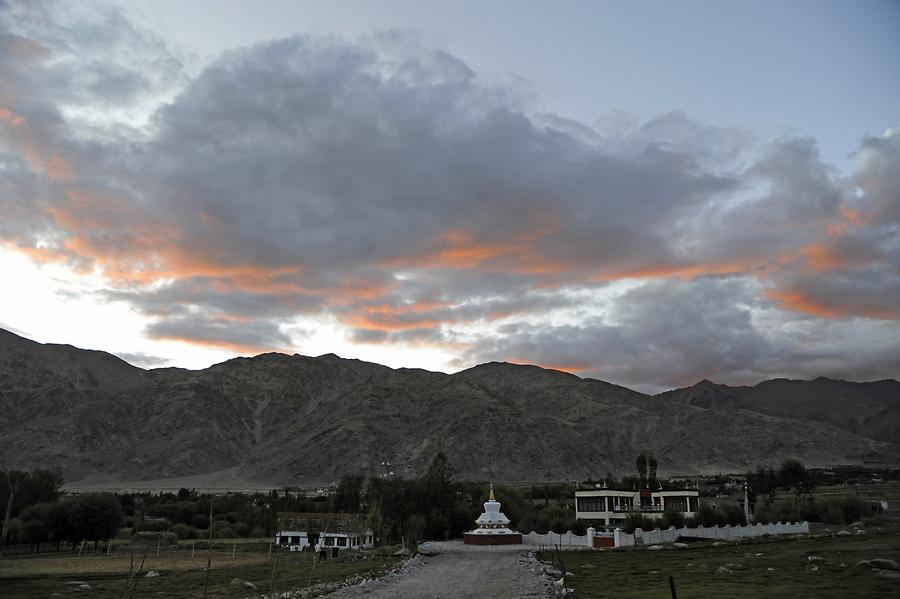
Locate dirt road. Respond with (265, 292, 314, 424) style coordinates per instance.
(325, 541, 554, 599)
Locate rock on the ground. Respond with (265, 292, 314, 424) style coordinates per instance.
(647, 545, 664, 551)
(144, 570, 160, 577)
(870, 559, 900, 571)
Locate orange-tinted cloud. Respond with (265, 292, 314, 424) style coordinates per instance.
(381, 220, 568, 275)
(145, 332, 285, 356)
(767, 287, 897, 320)
(0, 105, 25, 128)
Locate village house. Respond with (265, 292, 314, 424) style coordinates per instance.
(575, 486, 700, 526)
(274, 512, 375, 551)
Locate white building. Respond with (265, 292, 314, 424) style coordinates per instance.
(575, 487, 699, 526)
(274, 512, 374, 552)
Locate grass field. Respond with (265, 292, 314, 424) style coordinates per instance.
(0, 542, 400, 598)
(542, 529, 900, 598)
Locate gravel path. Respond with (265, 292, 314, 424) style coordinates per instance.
(323, 541, 556, 599)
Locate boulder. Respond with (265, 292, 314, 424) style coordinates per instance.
(870, 559, 899, 571)
(648, 545, 664, 551)
(243, 581, 258, 591)
(836, 530, 852, 536)
(144, 570, 160, 578)
(417, 542, 441, 557)
(876, 570, 900, 579)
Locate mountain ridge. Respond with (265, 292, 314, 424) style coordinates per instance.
(1, 328, 897, 485)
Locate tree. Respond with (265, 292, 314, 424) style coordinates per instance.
(636, 453, 648, 487)
(334, 474, 365, 513)
(69, 495, 123, 550)
(779, 459, 815, 499)
(648, 455, 658, 485)
(423, 453, 455, 516)
(746, 466, 778, 504)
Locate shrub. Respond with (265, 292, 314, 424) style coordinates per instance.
(170, 523, 201, 540)
(191, 514, 209, 529)
(134, 518, 171, 533)
(660, 509, 684, 529)
(571, 519, 588, 535)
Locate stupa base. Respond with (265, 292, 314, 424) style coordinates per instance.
(463, 533, 522, 545)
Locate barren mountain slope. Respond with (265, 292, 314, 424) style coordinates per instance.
(659, 377, 900, 444)
(1, 329, 897, 484)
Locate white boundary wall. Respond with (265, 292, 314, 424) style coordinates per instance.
(620, 521, 809, 547)
(521, 522, 809, 549)
(522, 531, 589, 547)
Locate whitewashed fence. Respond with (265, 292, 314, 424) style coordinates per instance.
(521, 521, 809, 549)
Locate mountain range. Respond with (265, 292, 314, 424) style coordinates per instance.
(0, 328, 897, 487)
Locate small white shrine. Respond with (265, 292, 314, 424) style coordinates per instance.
(463, 483, 522, 545)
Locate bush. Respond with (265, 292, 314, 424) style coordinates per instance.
(170, 523, 202, 540)
(212, 523, 236, 539)
(571, 519, 588, 535)
(660, 509, 684, 529)
(623, 512, 653, 533)
(191, 514, 209, 530)
(134, 518, 171, 533)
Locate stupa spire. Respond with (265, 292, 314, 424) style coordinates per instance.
(489, 482, 495, 501)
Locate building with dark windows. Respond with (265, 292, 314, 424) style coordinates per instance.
(274, 512, 374, 551)
(575, 487, 700, 527)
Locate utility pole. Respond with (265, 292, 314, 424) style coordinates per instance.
(743, 482, 750, 524)
(0, 470, 15, 557)
(202, 499, 214, 599)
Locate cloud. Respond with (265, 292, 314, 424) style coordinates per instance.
(114, 351, 169, 369)
(462, 277, 900, 393)
(1, 2, 898, 388)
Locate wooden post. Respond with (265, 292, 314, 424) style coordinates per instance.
(128, 550, 148, 599)
(269, 545, 280, 594)
(232, 541, 236, 559)
(191, 542, 195, 558)
(669, 575, 678, 599)
(118, 550, 134, 599)
(78, 540, 85, 556)
(202, 500, 214, 599)
(156, 535, 161, 557)
(0, 471, 15, 558)
(267, 542, 272, 559)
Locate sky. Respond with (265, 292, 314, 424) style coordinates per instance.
(1, 0, 899, 393)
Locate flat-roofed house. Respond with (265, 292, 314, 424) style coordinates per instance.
(274, 512, 375, 551)
(575, 487, 700, 526)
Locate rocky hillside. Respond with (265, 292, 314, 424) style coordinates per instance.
(0, 328, 897, 485)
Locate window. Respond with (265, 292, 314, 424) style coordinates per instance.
(665, 496, 688, 512)
(577, 498, 607, 512)
(337, 537, 347, 547)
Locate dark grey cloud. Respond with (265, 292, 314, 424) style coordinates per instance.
(463, 277, 900, 393)
(114, 351, 169, 369)
(145, 315, 292, 353)
(1, 2, 898, 386)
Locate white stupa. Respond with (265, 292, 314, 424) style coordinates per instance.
(463, 483, 522, 545)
